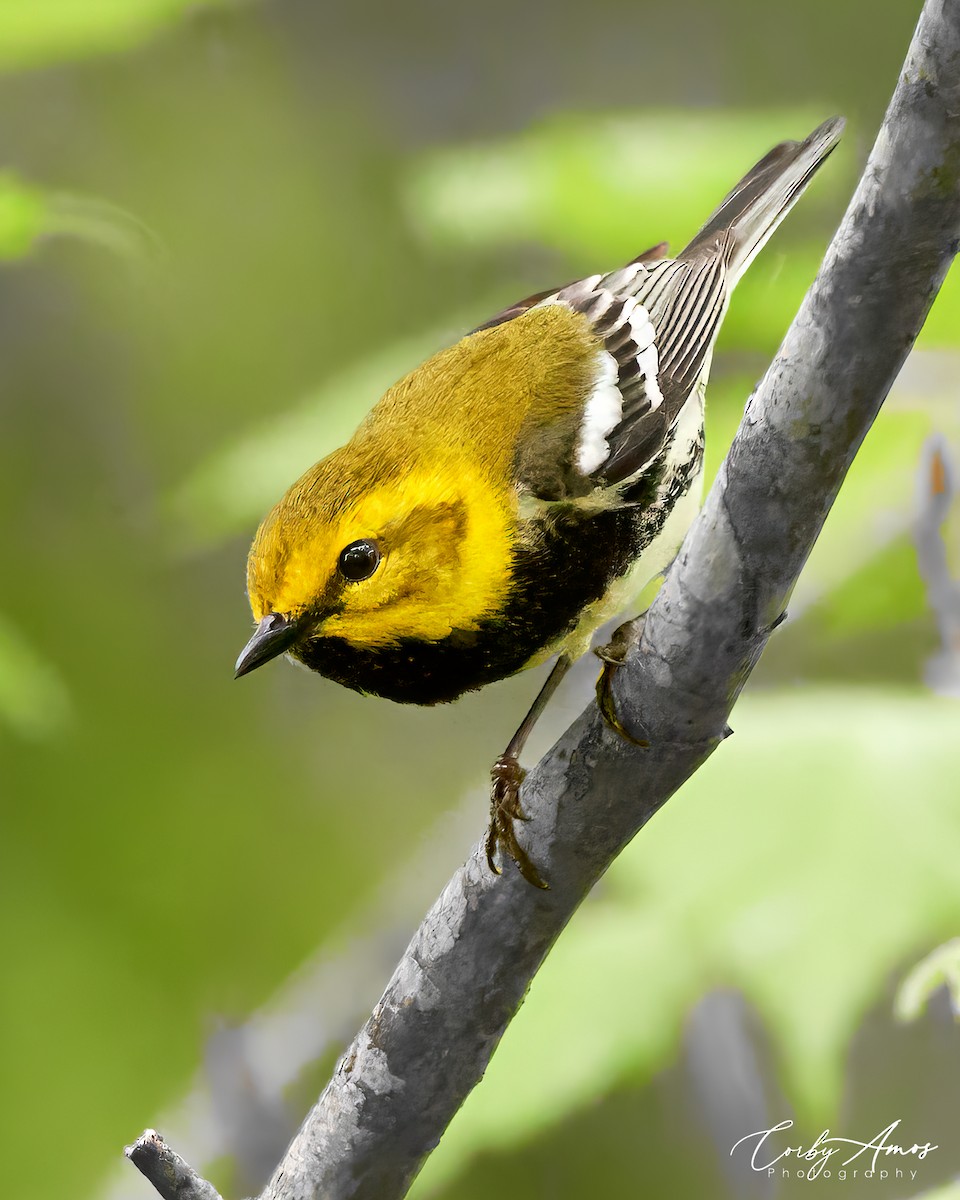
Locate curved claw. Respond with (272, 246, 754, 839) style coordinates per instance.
(486, 756, 549, 889)
(594, 617, 651, 748)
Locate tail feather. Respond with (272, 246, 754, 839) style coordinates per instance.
(680, 116, 845, 286)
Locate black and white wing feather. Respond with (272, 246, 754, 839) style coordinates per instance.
(553, 253, 726, 487)
(485, 116, 843, 502)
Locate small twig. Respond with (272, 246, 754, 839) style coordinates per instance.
(124, 1129, 224, 1200)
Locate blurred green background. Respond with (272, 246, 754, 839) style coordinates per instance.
(2, 2, 960, 1198)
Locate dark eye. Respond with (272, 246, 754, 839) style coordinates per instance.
(337, 539, 381, 582)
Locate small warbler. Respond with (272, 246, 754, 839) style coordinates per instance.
(237, 117, 843, 887)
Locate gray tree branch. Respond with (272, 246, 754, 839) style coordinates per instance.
(127, 1, 960, 1197)
(125, 1130, 223, 1200)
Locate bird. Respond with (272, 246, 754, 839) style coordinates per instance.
(235, 116, 844, 888)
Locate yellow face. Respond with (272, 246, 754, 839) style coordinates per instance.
(240, 304, 600, 676)
(245, 451, 517, 651)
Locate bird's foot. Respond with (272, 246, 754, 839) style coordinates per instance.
(486, 755, 549, 889)
(594, 616, 651, 747)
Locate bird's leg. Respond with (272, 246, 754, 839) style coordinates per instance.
(487, 654, 572, 889)
(594, 615, 651, 747)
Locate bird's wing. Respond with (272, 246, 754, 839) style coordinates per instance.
(495, 251, 726, 502)
(471, 243, 669, 335)
(555, 253, 727, 488)
(485, 119, 844, 503)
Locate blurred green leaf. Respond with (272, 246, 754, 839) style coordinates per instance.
(43, 191, 164, 260)
(0, 171, 159, 260)
(0, 0, 227, 72)
(166, 321, 473, 547)
(406, 110, 960, 354)
(909, 1184, 960, 1200)
(0, 611, 72, 739)
(405, 109, 849, 349)
(412, 688, 960, 1196)
(916, 265, 960, 349)
(817, 539, 928, 636)
(789, 405, 934, 617)
(405, 109, 845, 259)
(704, 374, 941, 639)
(0, 173, 46, 258)
(896, 940, 960, 1023)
